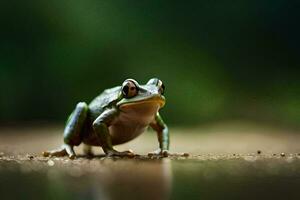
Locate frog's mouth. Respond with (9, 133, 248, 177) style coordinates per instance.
(117, 95, 165, 110)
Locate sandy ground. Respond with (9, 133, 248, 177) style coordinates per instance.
(0, 121, 299, 156)
(0, 121, 300, 200)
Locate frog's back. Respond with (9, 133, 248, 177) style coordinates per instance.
(88, 86, 121, 119)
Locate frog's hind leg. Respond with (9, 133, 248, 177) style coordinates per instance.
(43, 144, 75, 158)
(43, 102, 88, 159)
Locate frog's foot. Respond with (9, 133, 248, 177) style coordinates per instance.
(148, 149, 189, 158)
(105, 149, 135, 158)
(42, 144, 76, 159)
(148, 149, 170, 157)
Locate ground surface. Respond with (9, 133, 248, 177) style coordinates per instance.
(0, 121, 300, 200)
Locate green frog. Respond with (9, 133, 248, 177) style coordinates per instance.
(43, 78, 169, 159)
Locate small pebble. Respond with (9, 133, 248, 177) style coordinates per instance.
(233, 154, 236, 156)
(27, 154, 34, 160)
(280, 153, 285, 157)
(273, 153, 276, 156)
(47, 160, 55, 166)
(257, 150, 261, 154)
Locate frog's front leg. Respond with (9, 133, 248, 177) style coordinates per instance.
(92, 108, 134, 157)
(43, 102, 88, 159)
(148, 112, 170, 157)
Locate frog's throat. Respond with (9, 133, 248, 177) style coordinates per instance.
(118, 95, 165, 109)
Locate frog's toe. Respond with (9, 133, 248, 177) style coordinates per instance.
(148, 149, 162, 157)
(42, 151, 50, 157)
(122, 150, 135, 157)
(106, 149, 135, 158)
(68, 154, 76, 159)
(64, 144, 76, 159)
(42, 147, 67, 157)
(148, 149, 178, 157)
(42, 145, 76, 159)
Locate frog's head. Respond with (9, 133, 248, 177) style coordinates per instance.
(117, 78, 166, 111)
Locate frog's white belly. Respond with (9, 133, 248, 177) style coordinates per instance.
(109, 103, 160, 145)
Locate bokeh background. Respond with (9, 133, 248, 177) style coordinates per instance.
(0, 0, 299, 127)
(1, 2, 300, 200)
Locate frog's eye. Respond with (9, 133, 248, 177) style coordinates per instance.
(157, 80, 165, 95)
(122, 80, 139, 98)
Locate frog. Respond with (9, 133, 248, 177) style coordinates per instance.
(43, 78, 169, 159)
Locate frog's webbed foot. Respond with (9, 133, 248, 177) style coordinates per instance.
(43, 144, 76, 159)
(148, 149, 189, 158)
(105, 149, 135, 158)
(148, 149, 170, 157)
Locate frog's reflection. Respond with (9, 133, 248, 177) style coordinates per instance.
(47, 158, 173, 200)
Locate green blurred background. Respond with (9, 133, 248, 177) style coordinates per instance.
(0, 0, 299, 126)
